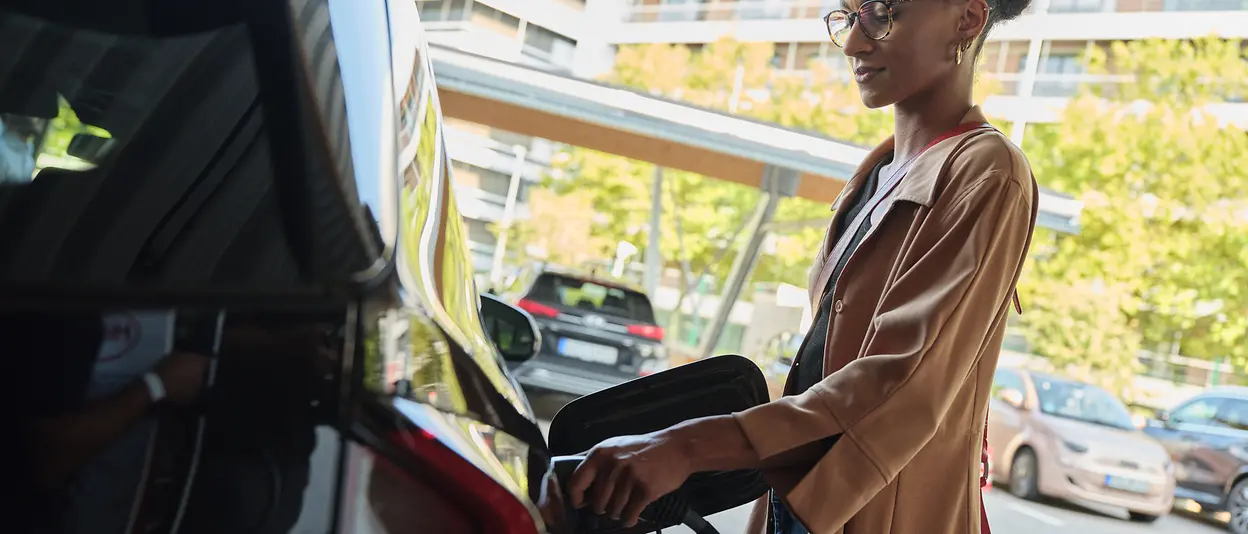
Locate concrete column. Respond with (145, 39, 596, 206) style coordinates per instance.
(644, 165, 663, 296)
(489, 145, 528, 287)
(696, 165, 798, 360)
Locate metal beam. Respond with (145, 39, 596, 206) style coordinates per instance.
(696, 165, 797, 359)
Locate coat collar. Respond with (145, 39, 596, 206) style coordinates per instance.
(831, 106, 992, 214)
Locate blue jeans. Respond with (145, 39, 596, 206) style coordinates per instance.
(770, 491, 810, 534)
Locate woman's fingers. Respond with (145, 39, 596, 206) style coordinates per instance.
(567, 457, 598, 509)
(589, 456, 623, 514)
(620, 483, 652, 528)
(606, 467, 635, 521)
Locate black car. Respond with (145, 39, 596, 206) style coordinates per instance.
(1145, 387, 1248, 533)
(3, 3, 766, 534)
(498, 265, 669, 397)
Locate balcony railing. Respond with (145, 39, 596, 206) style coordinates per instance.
(984, 72, 1136, 97)
(621, 0, 1248, 23)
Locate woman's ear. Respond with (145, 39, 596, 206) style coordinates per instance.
(958, 0, 991, 43)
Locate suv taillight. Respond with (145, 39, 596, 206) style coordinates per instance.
(346, 430, 539, 534)
(628, 324, 664, 341)
(517, 299, 558, 318)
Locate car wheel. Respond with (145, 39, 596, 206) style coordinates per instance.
(1229, 480, 1248, 534)
(1128, 512, 1159, 523)
(1009, 448, 1041, 500)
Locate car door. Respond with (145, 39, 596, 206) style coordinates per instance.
(344, 2, 566, 533)
(1146, 395, 1231, 504)
(987, 368, 1028, 472)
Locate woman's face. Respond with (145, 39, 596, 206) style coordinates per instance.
(840, 0, 977, 109)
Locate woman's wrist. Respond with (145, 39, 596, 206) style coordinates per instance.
(662, 415, 759, 473)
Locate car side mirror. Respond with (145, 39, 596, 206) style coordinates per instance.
(67, 133, 113, 163)
(480, 293, 540, 364)
(999, 388, 1025, 409)
(1155, 409, 1172, 427)
(548, 355, 770, 533)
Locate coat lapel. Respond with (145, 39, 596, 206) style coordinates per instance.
(808, 106, 995, 310)
(808, 137, 893, 310)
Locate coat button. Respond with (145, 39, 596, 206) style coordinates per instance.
(834, 299, 844, 313)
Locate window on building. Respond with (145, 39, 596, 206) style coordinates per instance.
(1021, 53, 1084, 97)
(657, 0, 705, 22)
(1164, 0, 1248, 11)
(470, 2, 521, 37)
(464, 218, 497, 247)
(416, 0, 470, 22)
(523, 25, 577, 68)
(455, 162, 530, 204)
(1048, 0, 1104, 12)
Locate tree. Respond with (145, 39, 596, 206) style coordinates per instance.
(537, 39, 896, 290)
(516, 38, 1011, 347)
(1019, 37, 1248, 390)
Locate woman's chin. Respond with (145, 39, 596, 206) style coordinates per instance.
(857, 89, 894, 110)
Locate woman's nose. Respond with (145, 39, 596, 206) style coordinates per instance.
(841, 19, 872, 57)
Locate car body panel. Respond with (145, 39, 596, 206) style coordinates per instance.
(3, 2, 560, 533)
(506, 265, 665, 396)
(1145, 390, 1248, 510)
(987, 369, 1175, 517)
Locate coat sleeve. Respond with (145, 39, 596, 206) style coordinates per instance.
(732, 172, 1034, 495)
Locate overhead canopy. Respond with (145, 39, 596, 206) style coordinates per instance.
(428, 44, 1081, 232)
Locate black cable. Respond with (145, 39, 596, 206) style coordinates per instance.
(681, 510, 719, 534)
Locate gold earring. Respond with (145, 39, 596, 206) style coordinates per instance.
(956, 43, 964, 65)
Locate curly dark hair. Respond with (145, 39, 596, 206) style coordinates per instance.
(974, 0, 1031, 57)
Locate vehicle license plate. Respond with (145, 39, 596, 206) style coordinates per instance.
(558, 338, 619, 365)
(1104, 475, 1150, 494)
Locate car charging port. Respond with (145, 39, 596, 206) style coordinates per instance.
(550, 455, 720, 534)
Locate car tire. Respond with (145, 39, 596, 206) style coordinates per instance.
(1229, 479, 1248, 534)
(1128, 512, 1160, 524)
(1009, 447, 1042, 501)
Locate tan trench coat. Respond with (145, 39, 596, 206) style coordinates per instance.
(734, 107, 1039, 534)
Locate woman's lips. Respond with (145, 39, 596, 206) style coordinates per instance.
(854, 66, 884, 83)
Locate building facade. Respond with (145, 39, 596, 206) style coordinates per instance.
(611, 0, 1248, 142)
(420, 0, 1246, 275)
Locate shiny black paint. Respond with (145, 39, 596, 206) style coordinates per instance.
(4, 1, 562, 533)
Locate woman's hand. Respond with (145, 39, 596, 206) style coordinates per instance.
(567, 431, 693, 527)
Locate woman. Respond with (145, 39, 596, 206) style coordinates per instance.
(567, 0, 1038, 533)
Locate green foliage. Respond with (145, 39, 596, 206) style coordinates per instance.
(530, 38, 896, 292)
(1019, 37, 1248, 380)
(34, 96, 111, 170)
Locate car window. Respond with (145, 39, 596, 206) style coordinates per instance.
(1170, 397, 1223, 426)
(526, 273, 656, 323)
(992, 369, 1027, 399)
(1215, 399, 1248, 431)
(0, 8, 379, 294)
(1032, 375, 1136, 430)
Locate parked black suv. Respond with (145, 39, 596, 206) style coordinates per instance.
(496, 265, 669, 396)
(1144, 387, 1248, 533)
(3, 3, 766, 534)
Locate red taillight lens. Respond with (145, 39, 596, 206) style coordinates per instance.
(516, 299, 558, 318)
(350, 430, 538, 534)
(628, 324, 665, 341)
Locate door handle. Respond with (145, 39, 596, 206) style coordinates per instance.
(1180, 434, 1199, 441)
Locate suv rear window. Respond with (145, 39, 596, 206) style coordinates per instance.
(527, 273, 656, 323)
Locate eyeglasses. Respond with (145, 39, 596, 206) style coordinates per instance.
(823, 0, 915, 48)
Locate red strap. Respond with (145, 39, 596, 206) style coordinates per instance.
(921, 122, 994, 153)
(981, 492, 991, 534)
(981, 416, 992, 533)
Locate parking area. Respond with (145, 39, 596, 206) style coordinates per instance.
(534, 394, 1228, 534)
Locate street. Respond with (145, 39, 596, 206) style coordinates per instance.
(536, 410, 1226, 534)
(660, 492, 1225, 534)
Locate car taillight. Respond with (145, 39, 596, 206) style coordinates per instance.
(346, 430, 539, 534)
(628, 324, 664, 341)
(517, 299, 558, 318)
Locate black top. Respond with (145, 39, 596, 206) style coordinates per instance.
(792, 153, 891, 395)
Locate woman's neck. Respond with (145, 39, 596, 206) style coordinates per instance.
(890, 82, 975, 166)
